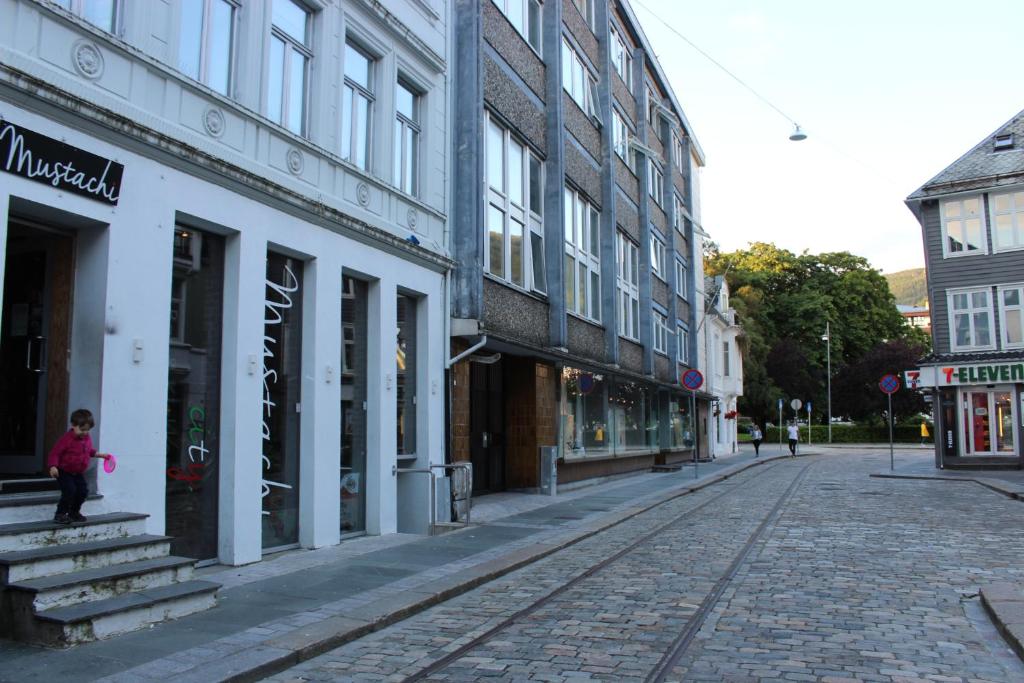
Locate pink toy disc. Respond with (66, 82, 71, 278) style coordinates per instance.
(103, 454, 117, 473)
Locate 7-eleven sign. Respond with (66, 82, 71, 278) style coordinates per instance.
(905, 371, 920, 390)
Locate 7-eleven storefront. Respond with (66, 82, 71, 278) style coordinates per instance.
(913, 361, 1024, 468)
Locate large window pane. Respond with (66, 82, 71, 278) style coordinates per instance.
(396, 295, 417, 455)
(954, 314, 971, 347)
(529, 155, 542, 215)
(353, 94, 369, 169)
(341, 276, 368, 534)
(610, 380, 647, 450)
(1007, 309, 1023, 345)
(83, 0, 116, 32)
(531, 231, 546, 292)
(345, 43, 372, 89)
(488, 205, 505, 278)
(262, 252, 303, 549)
(974, 312, 991, 346)
(268, 37, 285, 125)
(562, 368, 608, 457)
(273, 0, 307, 43)
(509, 141, 524, 206)
(564, 254, 575, 310)
(487, 121, 504, 192)
(286, 52, 307, 134)
(510, 219, 524, 287)
(207, 0, 234, 95)
(178, 0, 204, 80)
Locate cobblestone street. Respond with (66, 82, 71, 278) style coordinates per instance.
(267, 452, 1024, 682)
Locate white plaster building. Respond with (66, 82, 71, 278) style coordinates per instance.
(0, 0, 450, 566)
(701, 276, 743, 457)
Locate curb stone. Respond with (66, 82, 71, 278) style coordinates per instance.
(174, 452, 811, 683)
(980, 582, 1024, 663)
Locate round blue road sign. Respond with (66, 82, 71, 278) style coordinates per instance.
(682, 368, 704, 391)
(879, 374, 900, 394)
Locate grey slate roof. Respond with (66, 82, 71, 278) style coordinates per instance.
(907, 108, 1024, 201)
(919, 349, 1024, 366)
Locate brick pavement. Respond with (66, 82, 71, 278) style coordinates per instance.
(268, 451, 1024, 682)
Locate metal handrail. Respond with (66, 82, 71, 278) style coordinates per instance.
(431, 462, 473, 526)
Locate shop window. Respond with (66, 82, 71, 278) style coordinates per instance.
(342, 41, 375, 170)
(261, 252, 303, 549)
(561, 367, 608, 457)
(397, 294, 417, 456)
(609, 379, 657, 451)
(670, 396, 694, 449)
(268, 0, 312, 135)
(165, 227, 224, 560)
(940, 196, 986, 257)
(178, 0, 237, 96)
(341, 276, 368, 534)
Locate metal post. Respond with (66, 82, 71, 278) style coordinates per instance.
(691, 390, 698, 480)
(888, 392, 894, 471)
(826, 321, 832, 443)
(778, 399, 783, 453)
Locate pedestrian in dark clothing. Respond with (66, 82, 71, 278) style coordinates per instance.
(750, 425, 763, 456)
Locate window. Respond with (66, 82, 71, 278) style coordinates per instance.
(948, 288, 994, 351)
(673, 194, 687, 233)
(486, 114, 545, 292)
(564, 187, 601, 321)
(677, 324, 689, 364)
(672, 132, 685, 171)
(562, 367, 609, 456)
(994, 133, 1014, 151)
(650, 232, 666, 281)
(940, 196, 986, 257)
(648, 159, 664, 207)
(616, 232, 640, 340)
(990, 191, 1024, 252)
(653, 310, 669, 354)
(342, 42, 374, 170)
(396, 294, 417, 456)
(571, 0, 596, 30)
(561, 39, 600, 122)
(610, 25, 632, 90)
(268, 0, 311, 135)
(646, 85, 658, 127)
(723, 341, 730, 376)
(612, 110, 631, 164)
(55, 0, 119, 33)
(394, 79, 419, 194)
(675, 259, 688, 299)
(178, 0, 236, 96)
(998, 285, 1024, 348)
(491, 0, 541, 52)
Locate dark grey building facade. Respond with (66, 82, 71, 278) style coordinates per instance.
(448, 0, 712, 491)
(907, 109, 1024, 469)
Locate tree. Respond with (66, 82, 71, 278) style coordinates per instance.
(832, 339, 929, 423)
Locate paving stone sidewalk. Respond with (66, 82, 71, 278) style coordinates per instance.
(0, 448, 802, 683)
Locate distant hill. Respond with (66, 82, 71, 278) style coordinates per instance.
(885, 268, 928, 307)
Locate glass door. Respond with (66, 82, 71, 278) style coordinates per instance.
(962, 388, 1017, 455)
(340, 275, 367, 535)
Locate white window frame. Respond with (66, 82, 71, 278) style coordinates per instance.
(997, 283, 1024, 349)
(989, 189, 1024, 253)
(646, 85, 658, 128)
(676, 323, 689, 364)
(394, 78, 420, 195)
(610, 25, 632, 91)
(55, 0, 121, 34)
(672, 131, 685, 171)
(268, 0, 312, 136)
(485, 113, 546, 293)
(342, 40, 375, 170)
(940, 195, 988, 258)
(947, 287, 996, 352)
(650, 231, 666, 281)
(616, 232, 640, 341)
(571, 0, 596, 30)
(675, 258, 688, 299)
(561, 39, 600, 123)
(723, 340, 730, 376)
(564, 187, 601, 322)
(177, 0, 237, 96)
(653, 309, 669, 355)
(673, 193, 687, 234)
(491, 0, 542, 53)
(648, 158, 664, 207)
(612, 109, 630, 164)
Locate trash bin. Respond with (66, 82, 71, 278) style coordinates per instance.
(539, 446, 557, 496)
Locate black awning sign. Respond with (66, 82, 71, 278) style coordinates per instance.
(0, 119, 124, 205)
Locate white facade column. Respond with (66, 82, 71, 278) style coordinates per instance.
(366, 277, 397, 535)
(218, 232, 266, 566)
(298, 257, 342, 549)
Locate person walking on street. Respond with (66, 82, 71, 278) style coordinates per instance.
(787, 421, 799, 456)
(750, 424, 763, 456)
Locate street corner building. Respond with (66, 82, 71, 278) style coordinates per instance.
(446, 0, 736, 495)
(0, 0, 452, 569)
(906, 108, 1024, 469)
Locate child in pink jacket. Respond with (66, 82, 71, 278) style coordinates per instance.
(47, 409, 110, 525)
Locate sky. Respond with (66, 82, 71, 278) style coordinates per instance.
(631, 0, 1024, 274)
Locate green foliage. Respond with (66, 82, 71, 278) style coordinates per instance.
(764, 424, 933, 444)
(884, 268, 928, 307)
(707, 243, 926, 427)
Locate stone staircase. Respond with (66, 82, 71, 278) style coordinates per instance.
(0, 512, 219, 647)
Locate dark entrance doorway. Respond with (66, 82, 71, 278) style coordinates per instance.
(0, 222, 74, 486)
(469, 360, 505, 495)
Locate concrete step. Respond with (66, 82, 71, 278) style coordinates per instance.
(7, 556, 196, 612)
(0, 492, 102, 525)
(0, 513, 148, 552)
(0, 534, 172, 583)
(28, 579, 220, 647)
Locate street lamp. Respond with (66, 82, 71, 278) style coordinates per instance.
(821, 321, 832, 443)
